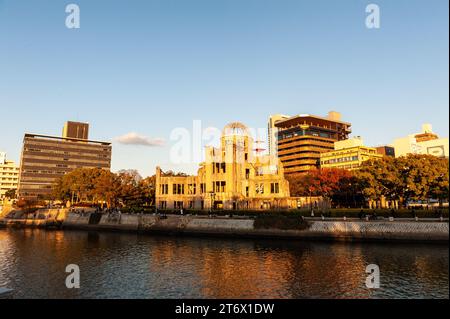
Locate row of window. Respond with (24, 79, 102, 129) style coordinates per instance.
(26, 148, 109, 159)
(25, 140, 111, 152)
(22, 169, 67, 175)
(321, 156, 359, 165)
(23, 155, 109, 165)
(159, 201, 204, 210)
(159, 182, 280, 195)
(324, 164, 360, 170)
(255, 182, 280, 194)
(278, 129, 332, 140)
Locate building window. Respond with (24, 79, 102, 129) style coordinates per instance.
(271, 183, 279, 194)
(245, 169, 250, 179)
(200, 183, 206, 194)
(160, 184, 168, 195)
(173, 184, 185, 195)
(159, 201, 167, 209)
(256, 183, 264, 194)
(188, 183, 196, 195)
(212, 162, 226, 174)
(214, 181, 226, 193)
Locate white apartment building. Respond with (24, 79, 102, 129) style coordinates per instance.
(393, 124, 449, 158)
(0, 152, 20, 199)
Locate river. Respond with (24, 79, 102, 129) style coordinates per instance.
(0, 228, 448, 299)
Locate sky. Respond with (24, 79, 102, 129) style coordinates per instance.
(0, 0, 448, 177)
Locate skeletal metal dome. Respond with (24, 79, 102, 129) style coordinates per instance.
(222, 122, 250, 136)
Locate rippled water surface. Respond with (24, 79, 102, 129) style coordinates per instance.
(0, 228, 448, 299)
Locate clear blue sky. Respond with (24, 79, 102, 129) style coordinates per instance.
(0, 0, 448, 177)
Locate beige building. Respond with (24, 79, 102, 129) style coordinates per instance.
(156, 122, 294, 210)
(393, 124, 449, 158)
(18, 121, 112, 200)
(320, 137, 383, 170)
(0, 152, 20, 200)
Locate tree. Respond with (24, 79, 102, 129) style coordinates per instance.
(91, 170, 121, 208)
(355, 154, 449, 207)
(287, 168, 357, 207)
(287, 154, 449, 209)
(52, 168, 156, 209)
(4, 189, 16, 200)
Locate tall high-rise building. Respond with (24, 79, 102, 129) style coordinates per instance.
(270, 111, 352, 174)
(18, 122, 112, 200)
(0, 152, 20, 199)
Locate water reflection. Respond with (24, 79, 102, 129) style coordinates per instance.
(0, 229, 448, 299)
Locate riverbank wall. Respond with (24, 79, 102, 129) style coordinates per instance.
(1, 210, 448, 243)
(62, 212, 449, 243)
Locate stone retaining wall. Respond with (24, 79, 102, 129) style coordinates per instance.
(60, 212, 449, 242)
(306, 220, 449, 241)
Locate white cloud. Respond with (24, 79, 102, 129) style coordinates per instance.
(114, 132, 165, 147)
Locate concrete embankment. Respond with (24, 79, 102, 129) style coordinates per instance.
(0, 208, 68, 229)
(60, 212, 449, 243)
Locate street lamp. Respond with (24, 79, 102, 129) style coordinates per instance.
(209, 191, 216, 213)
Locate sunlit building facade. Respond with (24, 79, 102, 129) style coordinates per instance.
(18, 122, 112, 200)
(271, 111, 352, 174)
(393, 124, 449, 158)
(320, 137, 383, 170)
(0, 152, 20, 200)
(156, 122, 294, 210)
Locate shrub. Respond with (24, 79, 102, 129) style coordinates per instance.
(254, 215, 310, 230)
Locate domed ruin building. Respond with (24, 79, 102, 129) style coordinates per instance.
(156, 122, 301, 211)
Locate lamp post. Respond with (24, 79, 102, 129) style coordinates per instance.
(209, 191, 216, 213)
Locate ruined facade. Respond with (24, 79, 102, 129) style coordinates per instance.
(156, 122, 296, 210)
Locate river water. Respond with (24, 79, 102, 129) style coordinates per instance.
(0, 228, 448, 299)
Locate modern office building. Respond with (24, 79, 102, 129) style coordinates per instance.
(156, 122, 295, 211)
(320, 137, 383, 170)
(393, 124, 449, 158)
(0, 153, 20, 200)
(270, 111, 352, 174)
(18, 121, 112, 199)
